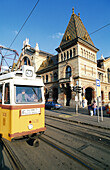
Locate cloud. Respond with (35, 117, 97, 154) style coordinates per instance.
(51, 32, 64, 39)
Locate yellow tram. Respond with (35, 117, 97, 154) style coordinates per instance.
(0, 65, 46, 142)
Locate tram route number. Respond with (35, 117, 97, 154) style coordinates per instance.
(21, 108, 41, 116)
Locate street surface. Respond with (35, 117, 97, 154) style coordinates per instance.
(0, 141, 12, 169)
(0, 107, 110, 169)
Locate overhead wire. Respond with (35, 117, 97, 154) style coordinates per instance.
(9, 0, 40, 49)
(0, 0, 40, 69)
(7, 0, 110, 53)
(90, 23, 110, 35)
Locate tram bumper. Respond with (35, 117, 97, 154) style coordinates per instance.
(8, 127, 46, 140)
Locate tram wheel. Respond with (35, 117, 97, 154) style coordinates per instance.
(33, 139, 39, 147)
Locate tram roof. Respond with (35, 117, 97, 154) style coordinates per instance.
(0, 65, 43, 84)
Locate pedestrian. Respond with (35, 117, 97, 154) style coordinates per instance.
(82, 96, 85, 108)
(92, 100, 97, 115)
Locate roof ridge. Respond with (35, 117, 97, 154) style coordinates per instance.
(72, 13, 78, 39)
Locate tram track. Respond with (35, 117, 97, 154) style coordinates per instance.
(46, 114, 110, 131)
(39, 133, 110, 170)
(44, 115, 110, 169)
(1, 138, 25, 170)
(39, 135, 94, 170)
(46, 115, 110, 147)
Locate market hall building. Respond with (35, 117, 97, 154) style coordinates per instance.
(16, 8, 110, 107)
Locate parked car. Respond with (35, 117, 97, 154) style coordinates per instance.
(45, 101, 62, 109)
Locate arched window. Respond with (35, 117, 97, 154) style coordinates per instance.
(67, 51, 69, 59)
(109, 92, 110, 100)
(70, 50, 72, 58)
(91, 53, 93, 60)
(46, 75, 48, 83)
(107, 68, 110, 83)
(73, 48, 76, 57)
(86, 51, 88, 58)
(23, 56, 30, 65)
(64, 52, 66, 60)
(61, 53, 63, 61)
(50, 73, 52, 81)
(54, 72, 58, 81)
(84, 50, 86, 57)
(81, 48, 83, 56)
(66, 66, 71, 78)
(89, 52, 90, 59)
(93, 54, 95, 61)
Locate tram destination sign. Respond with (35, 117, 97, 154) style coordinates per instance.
(21, 108, 40, 116)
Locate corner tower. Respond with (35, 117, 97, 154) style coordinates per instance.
(56, 8, 99, 106)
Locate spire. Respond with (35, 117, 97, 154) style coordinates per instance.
(59, 8, 95, 47)
(78, 12, 80, 18)
(72, 7, 74, 15)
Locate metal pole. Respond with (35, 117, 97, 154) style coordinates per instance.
(100, 98, 103, 121)
(97, 97, 100, 122)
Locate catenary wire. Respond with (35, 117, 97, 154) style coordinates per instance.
(8, 0, 40, 49)
(90, 23, 110, 35)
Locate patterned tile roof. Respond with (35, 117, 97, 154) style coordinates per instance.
(60, 10, 94, 47)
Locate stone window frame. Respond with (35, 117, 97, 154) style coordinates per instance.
(66, 66, 72, 78)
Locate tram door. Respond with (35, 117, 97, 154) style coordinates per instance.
(1, 83, 10, 139)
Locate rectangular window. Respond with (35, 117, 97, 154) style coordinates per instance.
(84, 65, 86, 74)
(0, 84, 2, 104)
(16, 85, 42, 104)
(46, 75, 48, 83)
(4, 83, 10, 104)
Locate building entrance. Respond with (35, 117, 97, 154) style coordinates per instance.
(53, 88, 58, 102)
(85, 87, 93, 105)
(66, 84, 71, 106)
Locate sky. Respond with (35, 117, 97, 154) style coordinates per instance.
(0, 0, 110, 60)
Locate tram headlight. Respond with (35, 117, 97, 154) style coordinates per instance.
(28, 124, 33, 130)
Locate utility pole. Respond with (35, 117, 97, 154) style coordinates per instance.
(96, 79, 103, 122)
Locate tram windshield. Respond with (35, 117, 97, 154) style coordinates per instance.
(16, 85, 42, 103)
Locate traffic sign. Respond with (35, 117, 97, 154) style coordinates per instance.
(96, 79, 100, 87)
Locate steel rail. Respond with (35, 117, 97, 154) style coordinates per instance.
(1, 138, 25, 170)
(45, 114, 110, 130)
(45, 117, 110, 169)
(46, 115, 110, 138)
(46, 122, 110, 148)
(39, 135, 94, 170)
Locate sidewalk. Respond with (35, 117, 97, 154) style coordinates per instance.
(45, 107, 110, 130)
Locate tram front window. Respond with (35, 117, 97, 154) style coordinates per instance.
(16, 86, 42, 103)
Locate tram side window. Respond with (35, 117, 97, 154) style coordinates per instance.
(16, 86, 42, 103)
(4, 83, 10, 104)
(0, 85, 2, 103)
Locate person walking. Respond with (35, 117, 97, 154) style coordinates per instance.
(92, 100, 97, 115)
(82, 96, 85, 108)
